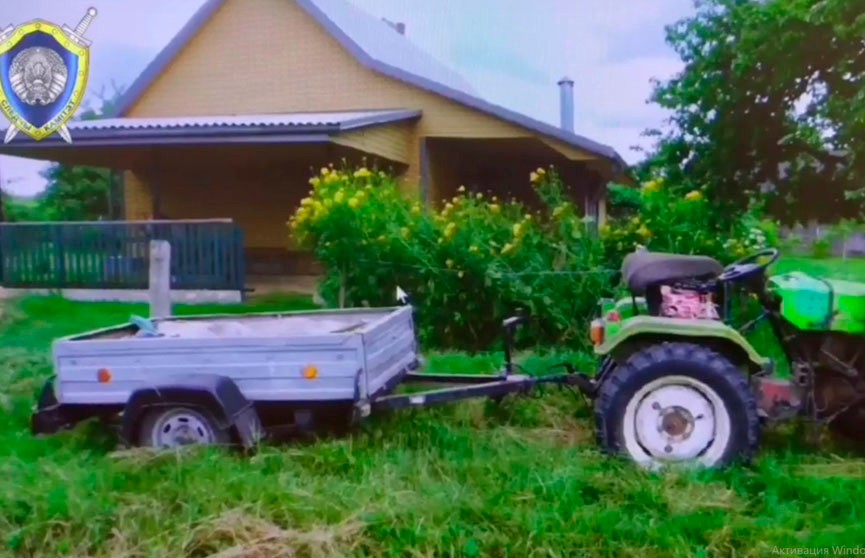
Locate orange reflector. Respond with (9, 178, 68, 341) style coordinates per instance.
(590, 319, 605, 346)
(97, 368, 112, 383)
(303, 365, 319, 380)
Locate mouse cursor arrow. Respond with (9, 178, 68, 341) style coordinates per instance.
(395, 286, 411, 305)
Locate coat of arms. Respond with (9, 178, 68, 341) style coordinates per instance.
(0, 8, 97, 143)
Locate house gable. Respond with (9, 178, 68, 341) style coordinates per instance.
(122, 0, 613, 166)
(127, 0, 523, 135)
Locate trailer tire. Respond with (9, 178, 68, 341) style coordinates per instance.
(595, 342, 760, 469)
(137, 405, 231, 449)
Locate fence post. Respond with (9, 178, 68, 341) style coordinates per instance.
(149, 240, 172, 319)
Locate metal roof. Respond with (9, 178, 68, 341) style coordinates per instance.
(111, 0, 626, 171)
(0, 109, 421, 148)
(56, 109, 420, 131)
(304, 0, 478, 96)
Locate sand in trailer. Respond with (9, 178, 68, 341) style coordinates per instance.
(144, 312, 389, 339)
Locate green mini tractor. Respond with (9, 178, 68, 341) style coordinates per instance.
(576, 247, 865, 469)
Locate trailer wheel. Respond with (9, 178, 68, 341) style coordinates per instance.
(595, 342, 759, 469)
(137, 406, 230, 449)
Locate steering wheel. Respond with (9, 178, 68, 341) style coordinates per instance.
(717, 247, 780, 283)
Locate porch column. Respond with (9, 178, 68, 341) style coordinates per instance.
(419, 138, 431, 206)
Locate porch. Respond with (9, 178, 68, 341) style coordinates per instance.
(1, 110, 609, 282)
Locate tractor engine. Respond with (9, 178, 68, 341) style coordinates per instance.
(768, 271, 865, 441)
(798, 333, 865, 440)
(659, 284, 721, 320)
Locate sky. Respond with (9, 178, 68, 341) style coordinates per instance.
(0, 0, 694, 197)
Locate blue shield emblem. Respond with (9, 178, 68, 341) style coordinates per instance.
(0, 18, 92, 142)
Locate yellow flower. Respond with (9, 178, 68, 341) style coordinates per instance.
(552, 203, 568, 218)
(637, 224, 652, 238)
(354, 167, 372, 178)
(444, 222, 457, 239)
(324, 172, 339, 184)
(489, 204, 501, 214)
(411, 203, 421, 215)
(631, 216, 641, 225)
(334, 190, 345, 203)
(685, 190, 703, 202)
(400, 227, 410, 239)
(452, 196, 461, 204)
(457, 271, 465, 278)
(642, 179, 663, 194)
(446, 259, 455, 268)
(501, 242, 515, 255)
(457, 185, 466, 193)
(530, 171, 540, 184)
(475, 192, 483, 200)
(300, 197, 313, 207)
(512, 223, 523, 237)
(348, 197, 360, 209)
(491, 196, 498, 202)
(320, 167, 330, 176)
(469, 245, 479, 253)
(309, 177, 320, 187)
(379, 170, 387, 178)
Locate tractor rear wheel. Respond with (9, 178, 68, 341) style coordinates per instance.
(595, 342, 760, 469)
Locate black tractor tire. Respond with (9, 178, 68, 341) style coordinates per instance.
(595, 342, 760, 469)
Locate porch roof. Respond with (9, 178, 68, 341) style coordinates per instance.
(0, 109, 421, 150)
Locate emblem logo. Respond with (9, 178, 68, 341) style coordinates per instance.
(0, 8, 97, 144)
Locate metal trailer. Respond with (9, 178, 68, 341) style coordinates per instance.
(30, 305, 593, 449)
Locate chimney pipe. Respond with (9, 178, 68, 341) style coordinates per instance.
(557, 76, 574, 133)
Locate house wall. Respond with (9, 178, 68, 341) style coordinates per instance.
(332, 121, 415, 165)
(124, 172, 153, 220)
(128, 145, 338, 248)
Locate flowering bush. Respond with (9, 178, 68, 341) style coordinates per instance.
(601, 178, 779, 267)
(289, 163, 612, 349)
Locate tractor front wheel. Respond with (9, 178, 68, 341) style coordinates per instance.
(595, 342, 760, 469)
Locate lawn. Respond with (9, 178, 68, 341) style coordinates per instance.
(773, 255, 865, 281)
(2, 289, 865, 557)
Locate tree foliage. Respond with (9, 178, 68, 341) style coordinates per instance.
(3, 84, 123, 222)
(643, 0, 865, 223)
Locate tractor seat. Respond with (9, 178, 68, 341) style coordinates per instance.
(621, 250, 724, 295)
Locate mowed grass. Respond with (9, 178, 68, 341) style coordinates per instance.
(774, 255, 865, 281)
(2, 295, 865, 557)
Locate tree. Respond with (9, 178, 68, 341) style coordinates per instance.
(29, 82, 124, 222)
(642, 0, 865, 224)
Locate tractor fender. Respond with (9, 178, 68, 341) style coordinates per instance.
(120, 374, 260, 449)
(595, 316, 769, 372)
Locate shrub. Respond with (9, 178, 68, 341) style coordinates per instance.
(601, 178, 778, 267)
(289, 164, 613, 350)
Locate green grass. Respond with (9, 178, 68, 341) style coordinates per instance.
(2, 294, 865, 557)
(774, 256, 865, 281)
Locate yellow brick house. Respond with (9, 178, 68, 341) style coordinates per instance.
(1, 0, 628, 275)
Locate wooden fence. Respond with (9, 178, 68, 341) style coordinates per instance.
(0, 220, 245, 291)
